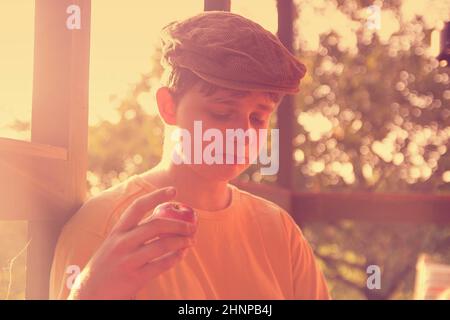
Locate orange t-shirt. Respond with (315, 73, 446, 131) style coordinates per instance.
(49, 174, 330, 300)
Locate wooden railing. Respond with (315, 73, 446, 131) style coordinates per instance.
(233, 181, 450, 225)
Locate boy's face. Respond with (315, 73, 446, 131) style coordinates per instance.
(159, 83, 280, 182)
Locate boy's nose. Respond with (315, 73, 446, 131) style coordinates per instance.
(235, 117, 252, 132)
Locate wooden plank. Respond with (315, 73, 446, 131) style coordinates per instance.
(0, 137, 68, 161)
(0, 155, 71, 221)
(65, 0, 91, 215)
(26, 220, 65, 300)
(204, 0, 231, 11)
(292, 191, 450, 225)
(276, 0, 296, 189)
(24, 0, 91, 300)
(234, 182, 450, 224)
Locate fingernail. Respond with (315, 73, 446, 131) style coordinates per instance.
(166, 187, 176, 196)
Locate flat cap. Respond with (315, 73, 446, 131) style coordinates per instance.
(160, 11, 306, 94)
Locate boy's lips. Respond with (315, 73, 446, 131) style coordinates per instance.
(217, 153, 249, 164)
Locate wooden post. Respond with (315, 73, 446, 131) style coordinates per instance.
(276, 0, 296, 190)
(25, 0, 91, 299)
(437, 22, 450, 63)
(204, 0, 231, 11)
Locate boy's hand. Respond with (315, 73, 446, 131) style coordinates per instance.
(68, 187, 197, 300)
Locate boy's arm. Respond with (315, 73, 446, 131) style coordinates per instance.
(49, 219, 106, 299)
(280, 210, 331, 300)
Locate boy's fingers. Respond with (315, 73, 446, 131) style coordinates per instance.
(128, 235, 194, 267)
(113, 187, 176, 233)
(125, 218, 196, 248)
(138, 250, 185, 279)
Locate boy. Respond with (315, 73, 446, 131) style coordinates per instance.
(49, 11, 330, 300)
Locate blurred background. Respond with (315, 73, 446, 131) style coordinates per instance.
(0, 0, 449, 299)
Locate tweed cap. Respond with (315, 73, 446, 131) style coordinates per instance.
(160, 11, 306, 94)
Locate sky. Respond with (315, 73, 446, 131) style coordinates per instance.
(0, 0, 448, 141)
(0, 0, 278, 140)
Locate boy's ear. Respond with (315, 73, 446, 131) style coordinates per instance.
(156, 87, 177, 125)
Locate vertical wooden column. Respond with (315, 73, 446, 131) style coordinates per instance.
(26, 0, 91, 299)
(204, 0, 231, 11)
(276, 0, 295, 190)
(437, 22, 450, 63)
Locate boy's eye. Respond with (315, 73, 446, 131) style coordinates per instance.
(209, 111, 233, 121)
(250, 114, 267, 126)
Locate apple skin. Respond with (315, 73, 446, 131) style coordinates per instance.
(152, 202, 197, 225)
(151, 202, 197, 256)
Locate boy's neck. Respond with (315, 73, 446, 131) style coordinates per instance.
(140, 162, 232, 212)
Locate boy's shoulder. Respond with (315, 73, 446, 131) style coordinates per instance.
(232, 184, 298, 233)
(234, 184, 281, 212)
(63, 175, 299, 239)
(62, 174, 148, 238)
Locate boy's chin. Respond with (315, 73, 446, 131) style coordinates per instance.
(189, 163, 249, 182)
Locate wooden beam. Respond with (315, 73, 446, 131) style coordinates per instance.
(437, 21, 450, 63)
(0, 137, 68, 161)
(0, 155, 71, 221)
(276, 0, 296, 189)
(234, 182, 450, 225)
(26, 220, 66, 300)
(204, 0, 231, 11)
(24, 0, 91, 300)
(292, 191, 450, 225)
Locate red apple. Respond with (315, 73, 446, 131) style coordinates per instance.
(151, 202, 197, 244)
(152, 202, 197, 224)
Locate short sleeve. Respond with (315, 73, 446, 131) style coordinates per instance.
(280, 210, 331, 300)
(49, 175, 152, 299)
(49, 207, 106, 299)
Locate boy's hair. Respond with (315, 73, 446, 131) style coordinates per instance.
(162, 66, 284, 105)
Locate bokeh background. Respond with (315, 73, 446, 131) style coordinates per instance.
(1, 0, 449, 299)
